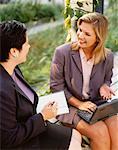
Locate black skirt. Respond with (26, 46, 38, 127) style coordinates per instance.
(16, 121, 72, 150)
(39, 121, 72, 150)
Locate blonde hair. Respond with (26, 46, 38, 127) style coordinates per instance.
(71, 12, 110, 64)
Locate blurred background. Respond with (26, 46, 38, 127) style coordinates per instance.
(0, 0, 118, 96)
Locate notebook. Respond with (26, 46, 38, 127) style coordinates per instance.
(37, 91, 69, 116)
(77, 98, 118, 124)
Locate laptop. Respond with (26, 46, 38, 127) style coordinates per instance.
(77, 98, 118, 124)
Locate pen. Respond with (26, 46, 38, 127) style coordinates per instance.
(50, 101, 55, 106)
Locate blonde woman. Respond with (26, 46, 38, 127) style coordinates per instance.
(50, 12, 118, 150)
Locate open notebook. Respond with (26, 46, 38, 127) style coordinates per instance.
(37, 91, 69, 116)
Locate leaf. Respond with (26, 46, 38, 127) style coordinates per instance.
(64, 15, 71, 30)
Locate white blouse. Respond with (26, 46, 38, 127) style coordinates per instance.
(80, 49, 94, 99)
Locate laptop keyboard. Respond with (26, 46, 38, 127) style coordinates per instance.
(78, 109, 94, 122)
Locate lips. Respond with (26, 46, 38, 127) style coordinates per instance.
(79, 40, 86, 44)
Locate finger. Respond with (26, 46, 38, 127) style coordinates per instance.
(45, 101, 53, 107)
(88, 101, 96, 105)
(110, 89, 115, 96)
(51, 103, 58, 110)
(81, 107, 92, 113)
(87, 102, 96, 108)
(107, 94, 112, 99)
(87, 101, 93, 104)
(53, 102, 58, 107)
(103, 94, 112, 100)
(52, 107, 58, 113)
(43, 102, 52, 109)
(87, 106, 96, 112)
(89, 106, 96, 112)
(90, 103, 97, 108)
(51, 103, 58, 111)
(48, 101, 55, 106)
(102, 95, 107, 100)
(86, 108, 93, 113)
(52, 109, 57, 116)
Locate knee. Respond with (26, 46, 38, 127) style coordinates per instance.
(91, 122, 110, 140)
(76, 120, 110, 142)
(105, 115, 118, 127)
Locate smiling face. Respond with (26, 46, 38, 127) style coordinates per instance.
(77, 22, 97, 51)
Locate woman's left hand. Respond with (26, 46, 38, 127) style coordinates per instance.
(100, 84, 115, 100)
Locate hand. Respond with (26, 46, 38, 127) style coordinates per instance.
(78, 101, 97, 113)
(41, 102, 58, 121)
(100, 84, 115, 100)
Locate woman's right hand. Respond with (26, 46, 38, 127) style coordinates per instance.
(78, 101, 97, 113)
(41, 102, 58, 121)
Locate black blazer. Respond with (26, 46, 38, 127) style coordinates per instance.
(0, 65, 72, 150)
(0, 65, 47, 149)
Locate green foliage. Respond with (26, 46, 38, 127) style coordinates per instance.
(106, 28, 118, 52)
(34, 4, 63, 21)
(20, 25, 66, 96)
(64, 6, 73, 19)
(93, 0, 100, 11)
(0, 3, 36, 22)
(64, 0, 92, 42)
(0, 2, 63, 23)
(105, 1, 118, 52)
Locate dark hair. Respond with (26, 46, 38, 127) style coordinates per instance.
(0, 20, 27, 62)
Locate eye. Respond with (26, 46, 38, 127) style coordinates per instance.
(79, 28, 82, 32)
(85, 32, 91, 36)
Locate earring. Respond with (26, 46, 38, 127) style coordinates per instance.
(14, 54, 19, 58)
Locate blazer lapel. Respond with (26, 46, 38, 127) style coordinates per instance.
(14, 67, 36, 104)
(90, 63, 100, 78)
(0, 65, 34, 104)
(71, 50, 83, 73)
(14, 67, 39, 106)
(13, 82, 32, 103)
(70, 50, 99, 80)
(15, 67, 35, 94)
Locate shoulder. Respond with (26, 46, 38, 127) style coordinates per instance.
(52, 43, 72, 64)
(105, 48, 114, 61)
(105, 48, 114, 57)
(0, 65, 15, 96)
(55, 42, 72, 55)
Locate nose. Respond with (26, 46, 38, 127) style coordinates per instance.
(77, 30, 84, 39)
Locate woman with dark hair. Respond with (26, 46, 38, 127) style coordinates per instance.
(50, 12, 118, 150)
(0, 20, 82, 150)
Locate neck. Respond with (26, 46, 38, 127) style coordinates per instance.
(82, 48, 93, 60)
(82, 42, 97, 59)
(0, 61, 16, 75)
